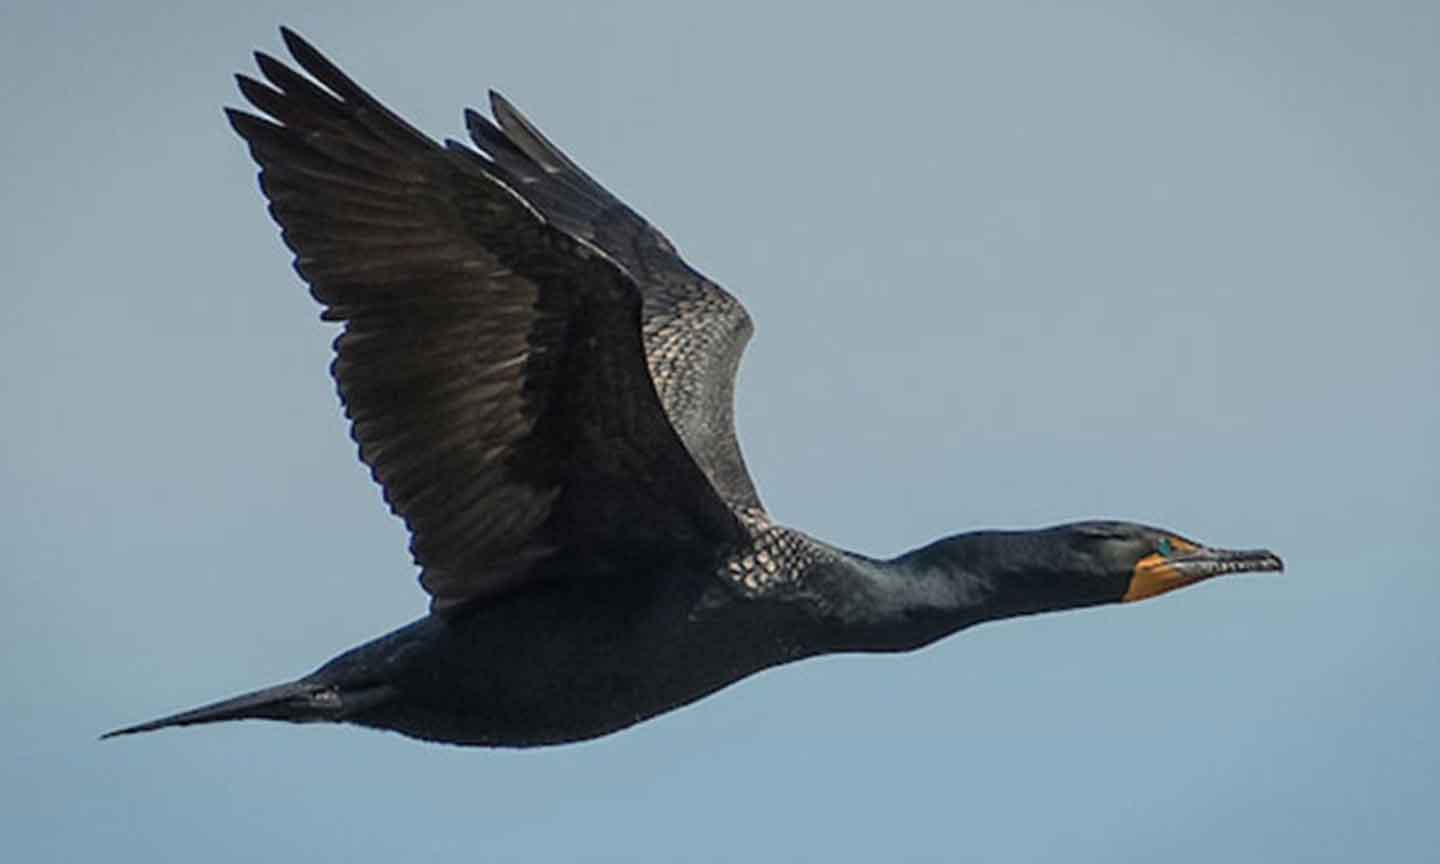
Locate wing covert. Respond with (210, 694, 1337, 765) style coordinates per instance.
(461, 95, 765, 511)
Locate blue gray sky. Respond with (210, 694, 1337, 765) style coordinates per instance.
(4, 2, 1437, 861)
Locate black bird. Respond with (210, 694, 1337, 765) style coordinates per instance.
(105, 30, 1283, 747)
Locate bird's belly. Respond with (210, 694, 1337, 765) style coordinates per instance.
(330, 582, 810, 747)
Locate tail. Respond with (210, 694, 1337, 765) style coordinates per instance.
(101, 679, 395, 739)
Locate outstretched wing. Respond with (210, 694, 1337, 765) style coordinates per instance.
(461, 96, 764, 512)
(229, 29, 744, 612)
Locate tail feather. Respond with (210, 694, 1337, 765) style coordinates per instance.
(101, 680, 393, 739)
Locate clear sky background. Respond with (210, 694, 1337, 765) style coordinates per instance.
(4, 2, 1437, 861)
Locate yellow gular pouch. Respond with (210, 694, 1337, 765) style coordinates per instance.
(1121, 535, 1283, 602)
(1124, 537, 1204, 602)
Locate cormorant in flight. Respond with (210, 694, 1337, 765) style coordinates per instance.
(105, 30, 1282, 747)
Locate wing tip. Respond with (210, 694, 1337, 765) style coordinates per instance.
(222, 105, 275, 138)
(278, 25, 311, 60)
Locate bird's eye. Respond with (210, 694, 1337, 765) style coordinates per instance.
(1157, 538, 1174, 558)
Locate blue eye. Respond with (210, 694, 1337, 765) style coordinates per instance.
(1157, 538, 1174, 558)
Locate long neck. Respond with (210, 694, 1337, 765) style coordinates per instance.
(812, 529, 1110, 653)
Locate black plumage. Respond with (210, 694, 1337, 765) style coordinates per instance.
(105, 30, 1281, 747)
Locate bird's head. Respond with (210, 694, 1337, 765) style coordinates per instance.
(1062, 521, 1284, 604)
(887, 520, 1284, 628)
(836, 521, 1284, 650)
